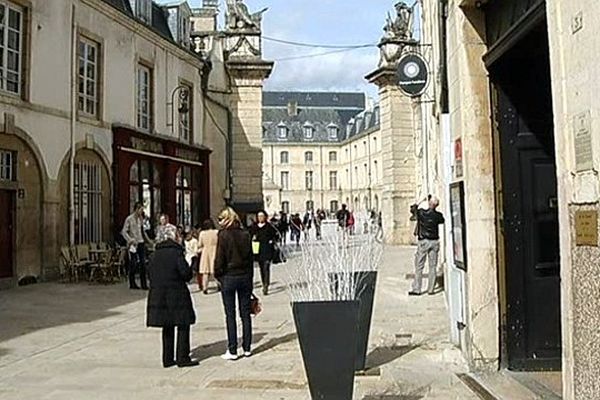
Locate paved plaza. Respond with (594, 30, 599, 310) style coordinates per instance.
(0, 246, 480, 400)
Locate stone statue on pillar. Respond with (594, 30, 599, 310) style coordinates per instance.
(225, 0, 268, 32)
(224, 0, 268, 60)
(379, 1, 418, 68)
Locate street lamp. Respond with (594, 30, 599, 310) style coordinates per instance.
(167, 85, 190, 136)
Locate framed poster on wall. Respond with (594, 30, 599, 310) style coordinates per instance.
(450, 182, 467, 271)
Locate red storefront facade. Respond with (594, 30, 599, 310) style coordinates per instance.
(113, 126, 211, 237)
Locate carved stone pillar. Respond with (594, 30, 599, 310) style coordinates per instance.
(366, 66, 417, 245)
(225, 28, 273, 211)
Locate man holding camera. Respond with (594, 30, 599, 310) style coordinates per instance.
(409, 195, 445, 296)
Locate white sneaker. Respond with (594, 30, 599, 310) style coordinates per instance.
(243, 351, 252, 358)
(221, 351, 238, 361)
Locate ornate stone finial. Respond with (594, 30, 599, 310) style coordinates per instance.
(225, 0, 268, 33)
(378, 1, 418, 68)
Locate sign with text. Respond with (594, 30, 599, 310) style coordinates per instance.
(575, 210, 598, 246)
(574, 111, 593, 172)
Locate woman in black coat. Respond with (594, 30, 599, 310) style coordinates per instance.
(146, 233, 197, 368)
(250, 210, 279, 296)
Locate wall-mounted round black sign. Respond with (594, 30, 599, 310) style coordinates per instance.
(396, 53, 429, 97)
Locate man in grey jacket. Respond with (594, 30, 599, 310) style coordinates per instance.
(122, 202, 150, 290)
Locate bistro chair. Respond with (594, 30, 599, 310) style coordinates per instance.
(89, 251, 115, 284)
(59, 246, 74, 282)
(111, 247, 128, 280)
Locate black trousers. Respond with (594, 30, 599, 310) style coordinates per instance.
(162, 325, 191, 365)
(258, 261, 271, 289)
(220, 274, 253, 354)
(128, 243, 147, 289)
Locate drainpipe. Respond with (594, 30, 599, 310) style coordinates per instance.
(69, 4, 77, 245)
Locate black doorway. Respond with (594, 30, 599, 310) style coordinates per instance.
(488, 19, 562, 371)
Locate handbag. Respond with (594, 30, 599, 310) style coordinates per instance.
(252, 240, 261, 255)
(250, 293, 262, 316)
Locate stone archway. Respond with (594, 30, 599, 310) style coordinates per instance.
(0, 130, 45, 281)
(58, 146, 112, 246)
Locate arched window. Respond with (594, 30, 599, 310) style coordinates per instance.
(277, 123, 288, 139)
(329, 151, 337, 164)
(305, 151, 313, 164)
(303, 123, 314, 139)
(280, 151, 289, 164)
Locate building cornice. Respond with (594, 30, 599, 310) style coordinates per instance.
(81, 0, 205, 68)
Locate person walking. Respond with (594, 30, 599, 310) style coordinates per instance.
(184, 229, 199, 271)
(409, 196, 445, 296)
(146, 229, 197, 368)
(214, 207, 254, 361)
(121, 202, 150, 290)
(290, 213, 303, 247)
(279, 212, 289, 245)
(198, 219, 219, 294)
(250, 211, 279, 296)
(302, 211, 313, 241)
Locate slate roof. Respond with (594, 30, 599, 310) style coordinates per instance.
(101, 0, 191, 48)
(263, 91, 366, 109)
(262, 91, 379, 145)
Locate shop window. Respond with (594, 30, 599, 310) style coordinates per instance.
(129, 160, 161, 232)
(74, 161, 102, 244)
(0, 1, 23, 95)
(0, 149, 15, 181)
(176, 165, 200, 231)
(77, 36, 100, 117)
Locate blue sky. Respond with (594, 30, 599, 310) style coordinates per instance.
(184, 1, 405, 99)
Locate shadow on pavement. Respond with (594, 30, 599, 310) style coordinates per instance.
(0, 282, 148, 345)
(191, 332, 267, 362)
(252, 332, 298, 355)
(365, 345, 418, 370)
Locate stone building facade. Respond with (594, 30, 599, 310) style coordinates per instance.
(414, 0, 600, 397)
(261, 92, 384, 219)
(0, 0, 271, 287)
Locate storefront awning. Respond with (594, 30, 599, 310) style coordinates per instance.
(117, 146, 203, 167)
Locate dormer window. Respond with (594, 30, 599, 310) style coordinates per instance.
(277, 123, 288, 140)
(328, 124, 339, 140)
(303, 123, 314, 140)
(165, 2, 192, 46)
(129, 0, 152, 24)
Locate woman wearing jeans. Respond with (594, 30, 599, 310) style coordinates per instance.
(214, 207, 254, 361)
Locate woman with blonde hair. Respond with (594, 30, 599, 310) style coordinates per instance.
(214, 207, 254, 360)
(197, 219, 219, 294)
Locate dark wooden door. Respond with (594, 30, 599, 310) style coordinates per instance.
(492, 23, 561, 368)
(496, 92, 561, 369)
(0, 190, 14, 279)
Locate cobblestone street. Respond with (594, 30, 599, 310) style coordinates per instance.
(0, 246, 479, 400)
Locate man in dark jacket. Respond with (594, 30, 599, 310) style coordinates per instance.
(409, 196, 445, 296)
(146, 233, 197, 368)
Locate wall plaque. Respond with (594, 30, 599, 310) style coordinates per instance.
(575, 210, 598, 246)
(574, 111, 593, 171)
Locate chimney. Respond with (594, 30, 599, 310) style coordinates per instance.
(287, 101, 298, 117)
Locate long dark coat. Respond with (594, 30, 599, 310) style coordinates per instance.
(146, 240, 196, 328)
(250, 223, 279, 263)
